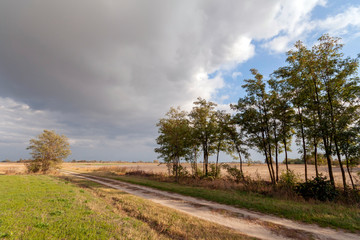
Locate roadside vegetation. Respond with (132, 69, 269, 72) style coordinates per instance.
(86, 168, 360, 232)
(155, 35, 360, 198)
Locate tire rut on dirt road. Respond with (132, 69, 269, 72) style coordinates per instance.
(61, 170, 360, 240)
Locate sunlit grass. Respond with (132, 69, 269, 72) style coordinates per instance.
(90, 173, 360, 232)
(65, 176, 253, 240)
(0, 175, 166, 239)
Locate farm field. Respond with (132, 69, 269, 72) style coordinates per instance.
(1, 162, 359, 186)
(66, 162, 360, 186)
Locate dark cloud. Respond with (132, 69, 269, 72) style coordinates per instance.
(0, 0, 329, 161)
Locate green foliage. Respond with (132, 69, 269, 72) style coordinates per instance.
(189, 98, 218, 176)
(208, 163, 221, 178)
(176, 164, 190, 177)
(279, 170, 299, 187)
(295, 175, 338, 201)
(155, 34, 360, 190)
(286, 158, 303, 164)
(26, 130, 71, 173)
(155, 107, 192, 180)
(222, 164, 243, 182)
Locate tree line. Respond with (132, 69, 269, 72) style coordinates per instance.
(155, 35, 360, 190)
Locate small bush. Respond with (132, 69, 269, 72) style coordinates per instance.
(279, 170, 299, 187)
(295, 175, 338, 201)
(26, 161, 41, 173)
(287, 158, 303, 164)
(208, 163, 220, 178)
(222, 164, 243, 182)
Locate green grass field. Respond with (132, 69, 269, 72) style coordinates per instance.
(0, 175, 251, 240)
(90, 173, 360, 232)
(0, 175, 166, 239)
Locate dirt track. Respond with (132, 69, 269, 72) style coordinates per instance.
(62, 170, 360, 240)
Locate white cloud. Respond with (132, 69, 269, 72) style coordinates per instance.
(263, 2, 360, 53)
(315, 6, 360, 35)
(232, 72, 243, 79)
(0, 0, 351, 161)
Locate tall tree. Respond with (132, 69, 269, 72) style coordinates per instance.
(233, 69, 276, 183)
(274, 35, 360, 188)
(225, 114, 249, 176)
(268, 78, 294, 173)
(214, 110, 233, 177)
(155, 107, 192, 181)
(312, 35, 359, 190)
(189, 98, 218, 176)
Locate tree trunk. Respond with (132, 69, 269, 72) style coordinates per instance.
(344, 152, 355, 190)
(314, 141, 319, 178)
(203, 144, 208, 176)
(333, 138, 347, 190)
(274, 122, 279, 182)
(311, 74, 335, 186)
(174, 156, 179, 182)
(298, 107, 308, 182)
(326, 86, 347, 190)
(236, 145, 243, 176)
(215, 141, 221, 178)
(283, 138, 289, 171)
(262, 130, 275, 183)
(265, 126, 276, 183)
(193, 148, 198, 177)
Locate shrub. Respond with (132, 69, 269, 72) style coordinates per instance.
(295, 175, 338, 201)
(286, 158, 303, 164)
(208, 163, 220, 178)
(222, 164, 243, 182)
(176, 164, 189, 177)
(26, 161, 42, 173)
(279, 170, 299, 187)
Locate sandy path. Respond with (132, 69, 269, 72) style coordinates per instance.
(62, 170, 359, 240)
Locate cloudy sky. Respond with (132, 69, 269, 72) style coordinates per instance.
(1, 0, 360, 162)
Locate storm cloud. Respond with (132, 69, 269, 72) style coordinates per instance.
(2, 0, 355, 161)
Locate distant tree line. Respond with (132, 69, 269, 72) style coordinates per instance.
(155, 35, 360, 190)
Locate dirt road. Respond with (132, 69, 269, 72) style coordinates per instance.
(62, 170, 359, 240)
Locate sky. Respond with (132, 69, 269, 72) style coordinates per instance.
(0, 0, 360, 162)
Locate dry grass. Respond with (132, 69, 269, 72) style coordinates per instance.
(94, 166, 128, 174)
(64, 175, 253, 240)
(61, 162, 360, 187)
(0, 163, 26, 175)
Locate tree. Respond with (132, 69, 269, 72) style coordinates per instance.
(155, 107, 192, 181)
(225, 114, 249, 177)
(268, 78, 294, 172)
(274, 35, 360, 189)
(214, 110, 233, 177)
(26, 130, 71, 173)
(189, 97, 218, 176)
(233, 69, 276, 183)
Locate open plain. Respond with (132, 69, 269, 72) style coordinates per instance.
(1, 162, 360, 186)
